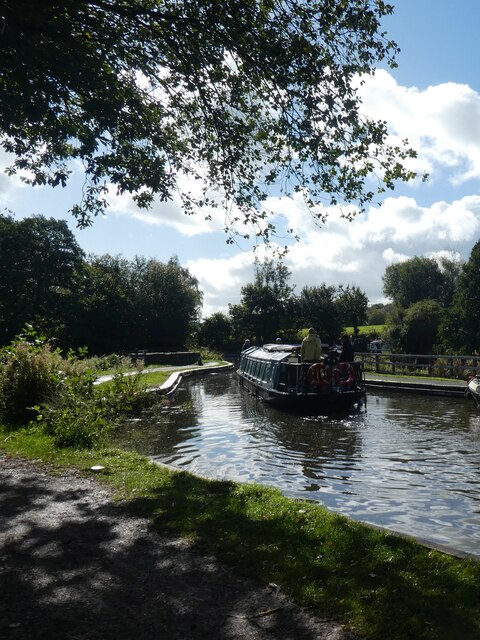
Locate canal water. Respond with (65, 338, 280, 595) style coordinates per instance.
(110, 371, 480, 557)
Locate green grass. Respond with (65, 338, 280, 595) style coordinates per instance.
(95, 369, 173, 390)
(95, 360, 229, 390)
(344, 325, 385, 336)
(1, 422, 479, 640)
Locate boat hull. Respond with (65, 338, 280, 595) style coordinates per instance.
(238, 373, 365, 410)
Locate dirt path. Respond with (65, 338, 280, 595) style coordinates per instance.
(0, 453, 360, 640)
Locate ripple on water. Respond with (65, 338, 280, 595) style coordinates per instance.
(110, 375, 480, 557)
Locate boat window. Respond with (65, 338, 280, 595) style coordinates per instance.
(256, 361, 263, 379)
(266, 362, 274, 382)
(257, 361, 264, 379)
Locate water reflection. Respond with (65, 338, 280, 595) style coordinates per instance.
(110, 372, 480, 557)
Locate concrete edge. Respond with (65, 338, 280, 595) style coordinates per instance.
(359, 519, 480, 561)
(156, 363, 234, 397)
(366, 379, 466, 398)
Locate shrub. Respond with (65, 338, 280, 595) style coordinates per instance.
(39, 370, 150, 449)
(430, 357, 472, 380)
(0, 327, 154, 448)
(86, 353, 136, 373)
(0, 326, 89, 422)
(38, 373, 112, 449)
(95, 370, 150, 415)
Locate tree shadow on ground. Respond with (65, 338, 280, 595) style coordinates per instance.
(126, 470, 480, 640)
(0, 463, 352, 640)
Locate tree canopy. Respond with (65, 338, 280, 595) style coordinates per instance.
(75, 254, 203, 353)
(382, 257, 447, 308)
(0, 215, 202, 352)
(229, 258, 296, 343)
(439, 241, 480, 354)
(297, 285, 340, 342)
(0, 214, 85, 344)
(386, 299, 443, 354)
(334, 285, 368, 333)
(1, 0, 417, 242)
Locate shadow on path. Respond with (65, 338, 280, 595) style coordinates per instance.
(0, 455, 355, 640)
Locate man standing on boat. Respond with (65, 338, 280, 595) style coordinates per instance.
(301, 327, 322, 362)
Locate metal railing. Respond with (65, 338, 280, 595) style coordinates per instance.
(355, 352, 479, 380)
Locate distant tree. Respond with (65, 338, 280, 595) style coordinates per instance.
(0, 214, 85, 347)
(439, 242, 480, 353)
(76, 254, 135, 354)
(437, 255, 463, 307)
(130, 256, 203, 350)
(297, 285, 340, 343)
(382, 257, 446, 307)
(198, 312, 234, 352)
(230, 258, 295, 344)
(400, 300, 444, 354)
(385, 299, 444, 354)
(335, 285, 368, 335)
(1, 1, 417, 242)
(78, 254, 202, 354)
(384, 304, 406, 353)
(366, 303, 389, 326)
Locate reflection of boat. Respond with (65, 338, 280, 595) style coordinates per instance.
(465, 375, 480, 406)
(237, 344, 366, 411)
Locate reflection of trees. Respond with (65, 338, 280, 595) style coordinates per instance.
(111, 409, 199, 459)
(111, 372, 238, 458)
(190, 372, 238, 397)
(238, 382, 365, 486)
(110, 384, 201, 458)
(111, 371, 364, 486)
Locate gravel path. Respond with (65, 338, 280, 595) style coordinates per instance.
(0, 453, 360, 640)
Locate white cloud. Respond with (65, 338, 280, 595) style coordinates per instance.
(107, 190, 219, 236)
(359, 70, 480, 185)
(0, 148, 29, 200)
(190, 193, 480, 314)
(106, 174, 230, 236)
(186, 252, 257, 317)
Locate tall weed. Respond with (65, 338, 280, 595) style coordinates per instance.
(39, 369, 150, 449)
(0, 326, 88, 422)
(38, 371, 108, 449)
(0, 327, 154, 448)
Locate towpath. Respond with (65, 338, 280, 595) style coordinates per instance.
(0, 452, 358, 640)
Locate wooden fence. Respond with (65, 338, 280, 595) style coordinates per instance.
(355, 352, 479, 380)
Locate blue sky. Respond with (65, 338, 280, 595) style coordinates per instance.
(2, 1, 480, 317)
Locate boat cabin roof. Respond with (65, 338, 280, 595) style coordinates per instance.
(243, 344, 301, 362)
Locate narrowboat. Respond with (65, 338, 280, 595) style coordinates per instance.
(465, 375, 480, 406)
(237, 343, 366, 411)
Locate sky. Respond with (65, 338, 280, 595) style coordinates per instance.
(2, 0, 480, 318)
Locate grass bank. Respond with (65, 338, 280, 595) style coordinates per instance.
(1, 421, 479, 640)
(343, 325, 385, 337)
(95, 361, 230, 389)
